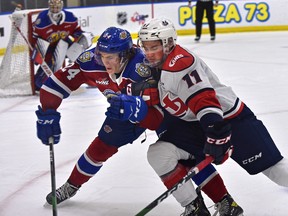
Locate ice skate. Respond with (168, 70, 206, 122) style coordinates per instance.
(46, 181, 80, 205)
(194, 36, 200, 42)
(181, 190, 211, 216)
(213, 194, 244, 216)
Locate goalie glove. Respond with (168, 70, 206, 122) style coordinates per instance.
(66, 32, 94, 62)
(106, 94, 148, 123)
(77, 32, 94, 49)
(204, 121, 233, 165)
(123, 78, 159, 106)
(31, 47, 43, 65)
(35, 106, 61, 145)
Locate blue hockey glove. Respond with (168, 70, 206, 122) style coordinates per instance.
(106, 94, 148, 123)
(35, 105, 61, 145)
(204, 121, 233, 165)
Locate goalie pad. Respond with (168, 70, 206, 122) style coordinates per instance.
(36, 38, 50, 58)
(31, 38, 50, 65)
(53, 39, 69, 72)
(66, 32, 94, 62)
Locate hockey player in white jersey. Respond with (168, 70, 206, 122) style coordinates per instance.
(135, 17, 288, 215)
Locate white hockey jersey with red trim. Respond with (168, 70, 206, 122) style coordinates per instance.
(158, 44, 244, 124)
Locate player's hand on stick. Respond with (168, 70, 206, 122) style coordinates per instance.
(204, 121, 233, 165)
(31, 47, 43, 65)
(106, 94, 148, 123)
(123, 78, 159, 106)
(35, 106, 61, 145)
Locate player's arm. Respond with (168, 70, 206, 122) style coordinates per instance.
(125, 78, 163, 130)
(66, 11, 94, 47)
(106, 78, 163, 130)
(39, 62, 86, 110)
(176, 54, 232, 164)
(36, 62, 87, 145)
(139, 105, 164, 130)
(66, 14, 94, 62)
(184, 77, 232, 164)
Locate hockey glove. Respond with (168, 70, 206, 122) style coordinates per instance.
(123, 78, 159, 107)
(106, 94, 148, 123)
(204, 121, 233, 165)
(35, 105, 61, 145)
(31, 47, 43, 65)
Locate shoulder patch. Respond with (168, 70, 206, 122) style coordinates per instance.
(135, 63, 151, 78)
(34, 18, 41, 26)
(78, 51, 93, 63)
(164, 46, 194, 72)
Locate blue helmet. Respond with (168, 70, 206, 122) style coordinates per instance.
(97, 27, 132, 53)
(95, 27, 133, 65)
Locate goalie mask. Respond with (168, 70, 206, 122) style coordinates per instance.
(48, 0, 63, 22)
(95, 27, 133, 68)
(138, 18, 177, 67)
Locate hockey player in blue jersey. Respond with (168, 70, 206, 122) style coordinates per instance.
(36, 26, 162, 205)
(36, 26, 243, 215)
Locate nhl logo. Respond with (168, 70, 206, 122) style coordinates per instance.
(117, 12, 127, 25)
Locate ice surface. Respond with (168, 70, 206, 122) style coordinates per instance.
(1, 31, 288, 216)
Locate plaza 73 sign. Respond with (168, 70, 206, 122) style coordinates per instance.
(179, 2, 270, 25)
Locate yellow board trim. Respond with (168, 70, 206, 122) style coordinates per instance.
(1, 25, 288, 56)
(132, 25, 288, 39)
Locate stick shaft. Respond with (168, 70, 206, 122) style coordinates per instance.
(49, 137, 57, 216)
(135, 156, 214, 216)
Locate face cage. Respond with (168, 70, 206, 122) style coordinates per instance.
(137, 39, 170, 68)
(49, 0, 63, 14)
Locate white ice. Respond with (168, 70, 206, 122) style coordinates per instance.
(1, 31, 288, 216)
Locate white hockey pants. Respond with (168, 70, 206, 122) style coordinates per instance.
(147, 141, 197, 207)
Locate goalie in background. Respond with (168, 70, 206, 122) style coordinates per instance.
(32, 0, 94, 91)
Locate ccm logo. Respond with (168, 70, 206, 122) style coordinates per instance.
(242, 152, 262, 165)
(207, 135, 231, 145)
(133, 97, 142, 118)
(38, 119, 54, 124)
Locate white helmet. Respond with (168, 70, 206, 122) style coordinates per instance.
(138, 17, 177, 54)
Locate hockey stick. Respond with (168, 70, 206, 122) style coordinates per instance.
(49, 137, 58, 216)
(135, 156, 214, 216)
(9, 16, 53, 77)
